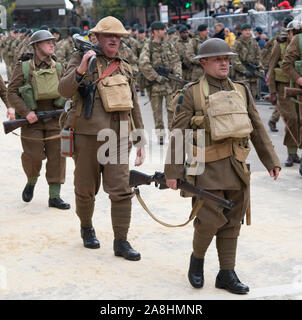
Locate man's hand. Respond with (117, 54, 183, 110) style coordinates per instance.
(76, 50, 96, 75)
(6, 107, 15, 120)
(156, 75, 167, 84)
(269, 166, 280, 180)
(26, 111, 38, 124)
(134, 146, 145, 167)
(166, 178, 178, 190)
(296, 77, 302, 87)
(270, 93, 277, 106)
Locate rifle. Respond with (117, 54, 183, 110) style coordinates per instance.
(284, 87, 302, 104)
(3, 109, 64, 134)
(130, 170, 235, 211)
(155, 64, 189, 85)
(244, 62, 266, 80)
(72, 33, 102, 74)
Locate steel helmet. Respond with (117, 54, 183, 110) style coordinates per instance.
(194, 38, 237, 59)
(29, 30, 56, 46)
(286, 19, 302, 31)
(90, 16, 129, 36)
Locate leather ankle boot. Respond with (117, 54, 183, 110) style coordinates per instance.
(285, 154, 295, 167)
(293, 154, 300, 164)
(114, 239, 141, 261)
(268, 120, 278, 132)
(49, 197, 70, 210)
(188, 253, 204, 288)
(22, 183, 35, 202)
(215, 270, 249, 294)
(81, 226, 100, 249)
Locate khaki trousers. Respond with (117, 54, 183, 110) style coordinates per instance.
(73, 134, 134, 240)
(192, 184, 249, 267)
(21, 125, 66, 184)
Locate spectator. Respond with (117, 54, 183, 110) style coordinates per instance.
(277, 1, 293, 9)
(213, 23, 225, 40)
(224, 27, 236, 47)
(254, 26, 266, 50)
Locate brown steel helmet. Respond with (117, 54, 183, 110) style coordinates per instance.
(90, 16, 129, 36)
(29, 30, 56, 46)
(194, 38, 237, 59)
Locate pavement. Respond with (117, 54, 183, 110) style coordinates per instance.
(0, 62, 302, 301)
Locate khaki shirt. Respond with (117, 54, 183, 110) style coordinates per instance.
(0, 74, 9, 108)
(58, 50, 145, 139)
(164, 74, 280, 190)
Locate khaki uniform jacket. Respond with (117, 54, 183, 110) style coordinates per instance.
(281, 34, 301, 83)
(0, 74, 9, 108)
(58, 50, 145, 138)
(164, 74, 280, 190)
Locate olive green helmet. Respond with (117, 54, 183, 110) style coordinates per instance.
(29, 30, 56, 46)
(194, 38, 237, 59)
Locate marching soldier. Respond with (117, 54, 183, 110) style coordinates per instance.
(7, 30, 70, 209)
(268, 26, 300, 167)
(58, 16, 146, 260)
(139, 21, 182, 144)
(281, 20, 302, 176)
(185, 24, 209, 81)
(231, 24, 264, 99)
(0, 74, 15, 120)
(164, 38, 280, 294)
(137, 28, 147, 96)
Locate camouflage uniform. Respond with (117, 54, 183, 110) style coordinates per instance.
(185, 35, 208, 81)
(55, 37, 75, 69)
(137, 37, 146, 94)
(175, 37, 192, 81)
(231, 35, 263, 99)
(139, 38, 182, 135)
(118, 41, 139, 76)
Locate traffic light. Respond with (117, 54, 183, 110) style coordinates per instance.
(185, 2, 192, 8)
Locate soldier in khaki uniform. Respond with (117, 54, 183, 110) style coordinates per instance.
(7, 30, 70, 209)
(58, 16, 146, 260)
(164, 38, 280, 294)
(185, 24, 209, 81)
(231, 24, 264, 99)
(139, 21, 182, 144)
(268, 25, 301, 167)
(0, 74, 15, 120)
(281, 20, 302, 176)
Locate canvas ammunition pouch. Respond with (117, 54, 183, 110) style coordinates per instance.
(18, 59, 66, 110)
(180, 77, 252, 197)
(97, 59, 134, 112)
(274, 42, 290, 83)
(198, 77, 253, 141)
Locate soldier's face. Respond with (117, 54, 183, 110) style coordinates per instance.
(199, 29, 208, 39)
(97, 33, 121, 58)
(200, 55, 230, 79)
(36, 40, 55, 56)
(180, 31, 189, 40)
(241, 29, 251, 39)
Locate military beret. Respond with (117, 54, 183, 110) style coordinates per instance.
(51, 27, 61, 35)
(138, 27, 145, 33)
(69, 27, 81, 36)
(167, 27, 176, 35)
(14, 29, 19, 34)
(179, 25, 188, 33)
(20, 27, 27, 33)
(151, 21, 166, 30)
(39, 25, 49, 31)
(25, 29, 33, 36)
(198, 24, 208, 32)
(124, 25, 131, 30)
(241, 23, 251, 30)
(131, 26, 137, 31)
(176, 24, 184, 31)
(254, 26, 263, 34)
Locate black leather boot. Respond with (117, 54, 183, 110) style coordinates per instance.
(188, 253, 204, 288)
(81, 226, 100, 249)
(268, 120, 278, 132)
(299, 161, 302, 176)
(285, 154, 298, 167)
(22, 183, 35, 202)
(215, 270, 249, 294)
(114, 239, 141, 261)
(292, 154, 301, 164)
(49, 197, 70, 210)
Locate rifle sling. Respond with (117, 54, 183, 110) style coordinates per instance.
(12, 132, 61, 141)
(134, 187, 203, 228)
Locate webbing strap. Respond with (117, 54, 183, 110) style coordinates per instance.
(134, 187, 203, 228)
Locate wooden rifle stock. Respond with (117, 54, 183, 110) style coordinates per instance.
(3, 109, 64, 134)
(284, 87, 302, 99)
